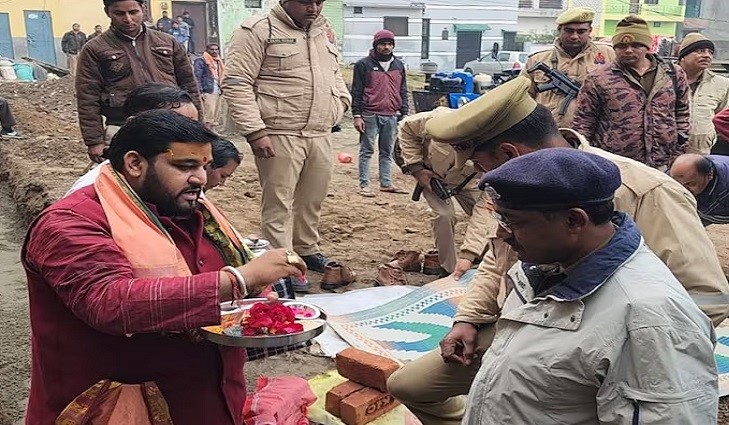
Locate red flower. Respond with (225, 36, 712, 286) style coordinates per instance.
(240, 302, 302, 336)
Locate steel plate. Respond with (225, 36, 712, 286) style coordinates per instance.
(200, 298, 327, 348)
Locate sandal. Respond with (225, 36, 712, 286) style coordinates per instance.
(359, 186, 376, 198)
(380, 186, 408, 194)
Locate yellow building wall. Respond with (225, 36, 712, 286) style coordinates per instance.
(4, 0, 110, 37)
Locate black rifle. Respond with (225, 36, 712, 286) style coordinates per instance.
(412, 172, 479, 203)
(526, 62, 581, 116)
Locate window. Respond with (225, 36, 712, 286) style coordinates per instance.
(245, 0, 262, 8)
(384, 16, 408, 36)
(538, 0, 563, 9)
(519, 0, 533, 7)
(497, 52, 511, 61)
(518, 53, 529, 63)
(653, 21, 662, 27)
(644, 0, 658, 4)
(354, 6, 363, 14)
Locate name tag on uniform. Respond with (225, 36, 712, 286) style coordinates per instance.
(267, 38, 296, 44)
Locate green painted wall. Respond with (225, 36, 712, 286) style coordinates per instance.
(603, 20, 678, 37)
(218, 0, 344, 51)
(600, 0, 685, 37)
(323, 0, 344, 47)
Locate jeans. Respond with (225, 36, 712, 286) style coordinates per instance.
(358, 114, 397, 188)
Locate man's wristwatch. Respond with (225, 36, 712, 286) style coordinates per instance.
(405, 162, 427, 174)
(453, 320, 482, 330)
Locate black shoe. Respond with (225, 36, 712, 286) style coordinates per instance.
(301, 253, 330, 273)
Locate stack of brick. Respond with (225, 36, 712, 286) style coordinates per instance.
(325, 348, 402, 425)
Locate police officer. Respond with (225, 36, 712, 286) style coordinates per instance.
(223, 0, 352, 287)
(398, 108, 496, 278)
(386, 76, 729, 425)
(464, 148, 717, 424)
(521, 7, 615, 127)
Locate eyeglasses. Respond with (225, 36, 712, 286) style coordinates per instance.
(492, 211, 513, 234)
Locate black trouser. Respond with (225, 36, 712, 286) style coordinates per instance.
(0, 97, 16, 129)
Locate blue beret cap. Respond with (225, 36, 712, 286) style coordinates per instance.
(479, 148, 621, 210)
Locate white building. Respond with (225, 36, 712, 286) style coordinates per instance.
(516, 0, 566, 35)
(342, 0, 520, 71)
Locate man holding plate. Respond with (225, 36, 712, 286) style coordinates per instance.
(22, 110, 306, 425)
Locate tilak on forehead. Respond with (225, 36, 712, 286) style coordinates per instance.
(164, 142, 213, 164)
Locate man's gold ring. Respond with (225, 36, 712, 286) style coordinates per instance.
(286, 250, 300, 266)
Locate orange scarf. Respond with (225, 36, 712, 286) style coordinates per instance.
(203, 52, 224, 82)
(93, 163, 242, 278)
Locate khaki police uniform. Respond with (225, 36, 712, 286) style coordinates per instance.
(520, 7, 615, 128)
(386, 76, 729, 425)
(398, 107, 497, 272)
(222, 4, 351, 255)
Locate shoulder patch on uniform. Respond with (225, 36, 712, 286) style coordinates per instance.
(241, 15, 268, 30)
(529, 47, 554, 58)
(594, 52, 606, 65)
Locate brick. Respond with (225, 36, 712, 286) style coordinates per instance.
(340, 387, 400, 425)
(325, 380, 364, 417)
(335, 348, 400, 392)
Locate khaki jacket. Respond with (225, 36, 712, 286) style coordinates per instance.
(398, 109, 496, 261)
(521, 41, 615, 127)
(222, 5, 351, 141)
(455, 129, 729, 326)
(687, 70, 729, 154)
(465, 222, 717, 424)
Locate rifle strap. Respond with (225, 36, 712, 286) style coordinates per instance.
(657, 55, 679, 119)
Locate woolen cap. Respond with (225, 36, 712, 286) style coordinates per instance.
(479, 148, 621, 211)
(555, 7, 595, 25)
(679, 33, 715, 60)
(612, 15, 652, 48)
(373, 29, 395, 47)
(427, 76, 537, 166)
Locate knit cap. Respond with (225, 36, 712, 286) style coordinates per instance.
(612, 15, 652, 48)
(373, 29, 395, 48)
(679, 33, 715, 60)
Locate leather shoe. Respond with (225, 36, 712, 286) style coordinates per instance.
(375, 264, 408, 286)
(321, 261, 356, 290)
(422, 250, 445, 276)
(390, 250, 422, 272)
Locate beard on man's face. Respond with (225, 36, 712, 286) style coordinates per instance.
(137, 166, 202, 217)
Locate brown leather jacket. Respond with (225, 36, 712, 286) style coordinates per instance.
(75, 26, 202, 146)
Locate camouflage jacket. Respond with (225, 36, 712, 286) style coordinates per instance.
(572, 55, 690, 168)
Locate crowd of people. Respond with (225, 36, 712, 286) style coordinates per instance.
(13, 0, 729, 423)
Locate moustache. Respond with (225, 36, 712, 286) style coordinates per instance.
(178, 186, 202, 197)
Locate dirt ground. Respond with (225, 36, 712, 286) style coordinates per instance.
(1, 77, 729, 423)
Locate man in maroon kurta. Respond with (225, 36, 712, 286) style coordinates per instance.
(22, 110, 304, 424)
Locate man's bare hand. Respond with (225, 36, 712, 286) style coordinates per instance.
(249, 136, 275, 158)
(87, 144, 106, 163)
(354, 117, 366, 134)
(451, 259, 474, 281)
(440, 322, 478, 366)
(237, 248, 306, 292)
(413, 169, 436, 190)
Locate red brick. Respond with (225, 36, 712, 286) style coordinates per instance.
(340, 387, 400, 425)
(325, 380, 364, 417)
(335, 348, 400, 392)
